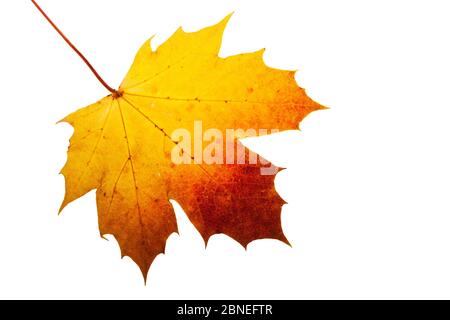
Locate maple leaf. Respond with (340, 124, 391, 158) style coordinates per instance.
(32, 1, 325, 280)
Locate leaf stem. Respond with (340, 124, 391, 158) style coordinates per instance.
(31, 0, 117, 95)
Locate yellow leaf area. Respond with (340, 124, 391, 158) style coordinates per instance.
(60, 15, 325, 280)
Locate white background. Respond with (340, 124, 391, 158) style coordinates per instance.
(0, 0, 449, 299)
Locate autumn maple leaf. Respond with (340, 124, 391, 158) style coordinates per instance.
(32, 0, 325, 280)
